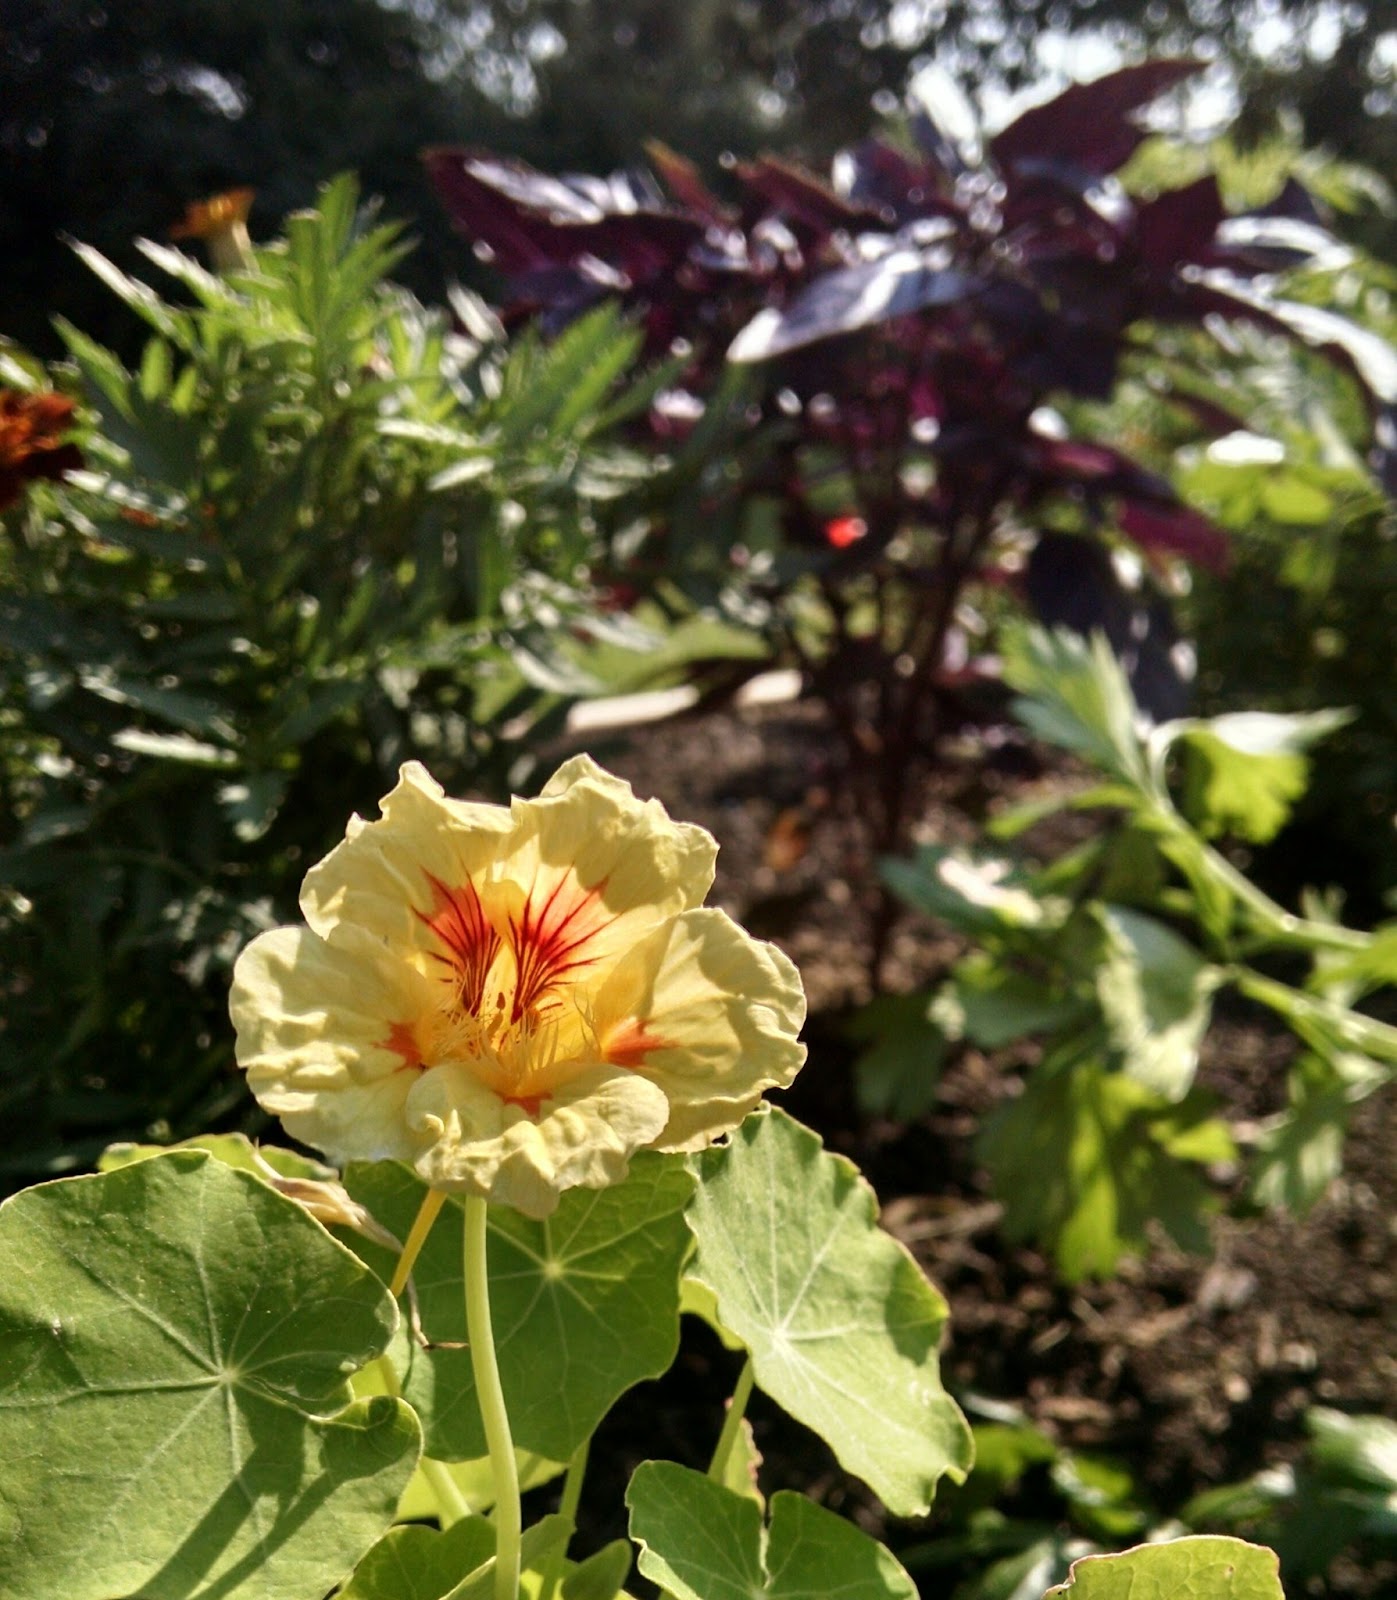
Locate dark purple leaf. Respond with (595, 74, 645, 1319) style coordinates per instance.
(1211, 215, 1349, 274)
(1118, 500, 1229, 571)
(991, 60, 1204, 178)
(835, 139, 954, 224)
(1135, 176, 1225, 272)
(728, 249, 975, 361)
(735, 155, 874, 239)
(1025, 531, 1191, 719)
(645, 140, 732, 224)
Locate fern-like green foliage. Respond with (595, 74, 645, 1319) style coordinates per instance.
(0, 175, 664, 1180)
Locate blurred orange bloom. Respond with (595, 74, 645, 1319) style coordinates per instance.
(0, 389, 82, 512)
(171, 188, 255, 272)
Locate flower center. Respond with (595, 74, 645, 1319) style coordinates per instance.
(411, 868, 615, 1100)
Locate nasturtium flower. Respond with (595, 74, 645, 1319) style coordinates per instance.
(232, 757, 806, 1217)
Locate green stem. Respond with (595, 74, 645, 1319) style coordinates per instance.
(707, 1357, 756, 1485)
(372, 1355, 472, 1528)
(537, 1438, 591, 1600)
(464, 1196, 521, 1600)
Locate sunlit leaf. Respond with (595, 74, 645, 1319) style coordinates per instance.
(1042, 1535, 1284, 1599)
(340, 1154, 693, 1462)
(979, 1058, 1235, 1282)
(686, 1108, 972, 1516)
(628, 1462, 918, 1600)
(0, 1152, 419, 1600)
(1094, 907, 1221, 1100)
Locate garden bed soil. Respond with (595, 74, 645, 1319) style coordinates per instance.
(548, 695, 1397, 1598)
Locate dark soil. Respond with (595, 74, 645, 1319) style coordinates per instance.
(550, 695, 1397, 1598)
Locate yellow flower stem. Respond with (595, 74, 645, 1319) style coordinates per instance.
(536, 1438, 590, 1600)
(390, 1186, 448, 1299)
(706, 1356, 756, 1485)
(464, 1195, 521, 1600)
(373, 1353, 472, 1528)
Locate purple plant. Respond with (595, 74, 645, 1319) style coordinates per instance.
(426, 62, 1397, 971)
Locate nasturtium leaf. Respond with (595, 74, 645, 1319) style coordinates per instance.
(445, 1514, 573, 1600)
(99, 1130, 335, 1181)
(340, 1153, 694, 1462)
(686, 1108, 972, 1516)
(0, 1152, 420, 1600)
(628, 1462, 918, 1600)
(979, 1057, 1235, 1282)
(562, 1538, 634, 1600)
(1093, 906, 1221, 1100)
(339, 1516, 497, 1600)
(1042, 1535, 1284, 1599)
(350, 1335, 564, 1518)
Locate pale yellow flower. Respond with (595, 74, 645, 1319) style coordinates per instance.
(231, 756, 806, 1216)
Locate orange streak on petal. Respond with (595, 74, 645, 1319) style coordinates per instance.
(604, 1016, 671, 1069)
(503, 1092, 544, 1117)
(380, 1020, 424, 1072)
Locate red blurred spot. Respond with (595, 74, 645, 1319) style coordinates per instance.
(825, 515, 867, 549)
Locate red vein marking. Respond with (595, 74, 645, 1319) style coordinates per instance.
(416, 872, 501, 1013)
(509, 873, 613, 1021)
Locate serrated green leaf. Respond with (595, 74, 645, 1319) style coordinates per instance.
(628, 1462, 918, 1600)
(1002, 628, 1149, 791)
(1094, 907, 1221, 1100)
(1042, 1535, 1284, 1599)
(881, 847, 1064, 941)
(979, 1060, 1235, 1282)
(1251, 1056, 1356, 1215)
(341, 1154, 693, 1462)
(942, 957, 1090, 1051)
(1173, 711, 1350, 844)
(0, 1152, 420, 1600)
(848, 992, 947, 1120)
(686, 1108, 972, 1515)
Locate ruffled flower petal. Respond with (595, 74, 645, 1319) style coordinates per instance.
(405, 1064, 671, 1217)
(299, 761, 514, 956)
(590, 906, 807, 1149)
(231, 923, 437, 1165)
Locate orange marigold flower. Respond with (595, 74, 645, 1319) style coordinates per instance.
(170, 187, 255, 273)
(0, 389, 82, 512)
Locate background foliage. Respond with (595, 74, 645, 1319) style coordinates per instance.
(0, 176, 660, 1181)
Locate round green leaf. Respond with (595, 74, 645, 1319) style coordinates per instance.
(341, 1152, 694, 1462)
(1043, 1536, 1285, 1599)
(685, 1108, 972, 1516)
(627, 1461, 918, 1600)
(339, 1518, 497, 1600)
(0, 1151, 420, 1600)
